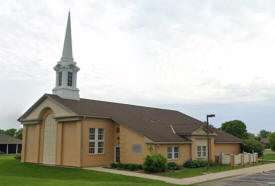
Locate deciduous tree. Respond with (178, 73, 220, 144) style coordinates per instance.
(221, 120, 248, 139)
(269, 132, 275, 151)
(259, 130, 272, 139)
(4, 128, 17, 137)
(15, 128, 23, 139)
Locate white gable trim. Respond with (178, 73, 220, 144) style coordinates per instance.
(21, 96, 77, 122)
(191, 126, 217, 136)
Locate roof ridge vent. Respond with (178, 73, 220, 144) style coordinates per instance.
(170, 124, 176, 134)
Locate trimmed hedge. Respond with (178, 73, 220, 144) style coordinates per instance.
(143, 154, 167, 173)
(109, 163, 142, 171)
(183, 160, 207, 168)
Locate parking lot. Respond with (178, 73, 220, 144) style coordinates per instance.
(200, 170, 275, 186)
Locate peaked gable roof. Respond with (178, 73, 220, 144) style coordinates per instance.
(19, 94, 242, 143)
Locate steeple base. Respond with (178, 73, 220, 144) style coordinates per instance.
(53, 87, 80, 100)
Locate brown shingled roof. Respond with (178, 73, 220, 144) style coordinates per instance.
(0, 134, 22, 144)
(260, 138, 269, 144)
(212, 128, 243, 143)
(19, 94, 242, 144)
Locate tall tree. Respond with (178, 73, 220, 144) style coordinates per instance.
(259, 130, 272, 139)
(221, 120, 248, 139)
(4, 128, 17, 137)
(243, 138, 264, 155)
(269, 132, 275, 151)
(0, 129, 5, 134)
(15, 128, 23, 139)
(247, 132, 256, 138)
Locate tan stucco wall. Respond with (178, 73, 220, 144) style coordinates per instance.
(82, 119, 115, 167)
(190, 136, 215, 161)
(214, 143, 241, 155)
(23, 124, 40, 163)
(21, 126, 27, 162)
(21, 97, 241, 167)
(61, 121, 81, 167)
(55, 122, 63, 166)
(155, 144, 191, 165)
(21, 103, 82, 167)
(120, 125, 192, 165)
(22, 109, 54, 164)
(119, 125, 151, 164)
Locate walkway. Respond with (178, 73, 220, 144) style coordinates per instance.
(84, 163, 275, 185)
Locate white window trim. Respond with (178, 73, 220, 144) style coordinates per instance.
(89, 128, 104, 155)
(67, 72, 73, 87)
(167, 146, 179, 160)
(197, 145, 207, 158)
(202, 146, 207, 157)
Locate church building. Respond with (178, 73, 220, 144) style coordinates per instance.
(18, 13, 242, 167)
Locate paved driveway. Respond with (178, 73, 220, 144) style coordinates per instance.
(200, 170, 275, 186)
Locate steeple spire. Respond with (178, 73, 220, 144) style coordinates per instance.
(53, 12, 80, 100)
(61, 11, 73, 61)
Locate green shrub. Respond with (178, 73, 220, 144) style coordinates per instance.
(117, 163, 124, 169)
(243, 138, 264, 155)
(122, 164, 129, 169)
(110, 163, 142, 171)
(14, 154, 21, 160)
(184, 160, 198, 168)
(110, 163, 117, 169)
(167, 162, 180, 170)
(199, 160, 208, 167)
(269, 132, 275, 151)
(183, 160, 207, 168)
(143, 154, 167, 173)
(128, 164, 138, 171)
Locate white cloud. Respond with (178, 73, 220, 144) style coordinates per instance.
(0, 0, 275, 132)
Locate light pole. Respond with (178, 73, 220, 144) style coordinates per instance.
(206, 114, 215, 173)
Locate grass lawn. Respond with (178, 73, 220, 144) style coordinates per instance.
(0, 155, 181, 186)
(259, 149, 275, 160)
(262, 154, 275, 160)
(161, 161, 272, 179)
(264, 149, 273, 153)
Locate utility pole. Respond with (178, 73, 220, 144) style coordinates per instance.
(206, 114, 215, 173)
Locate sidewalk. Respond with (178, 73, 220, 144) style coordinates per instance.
(84, 163, 275, 185)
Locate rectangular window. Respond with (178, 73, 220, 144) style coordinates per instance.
(88, 128, 104, 154)
(197, 146, 207, 157)
(202, 146, 207, 157)
(58, 72, 62, 86)
(167, 146, 179, 160)
(67, 72, 73, 86)
(197, 146, 201, 157)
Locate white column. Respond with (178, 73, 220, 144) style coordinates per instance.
(6, 144, 8, 154)
(16, 144, 18, 154)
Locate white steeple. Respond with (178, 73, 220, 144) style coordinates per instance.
(52, 12, 80, 100)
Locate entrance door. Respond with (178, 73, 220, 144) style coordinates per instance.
(43, 113, 57, 165)
(115, 146, 120, 163)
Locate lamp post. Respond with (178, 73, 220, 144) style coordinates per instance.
(206, 114, 215, 173)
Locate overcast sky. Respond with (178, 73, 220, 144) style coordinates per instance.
(1, 0, 275, 134)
